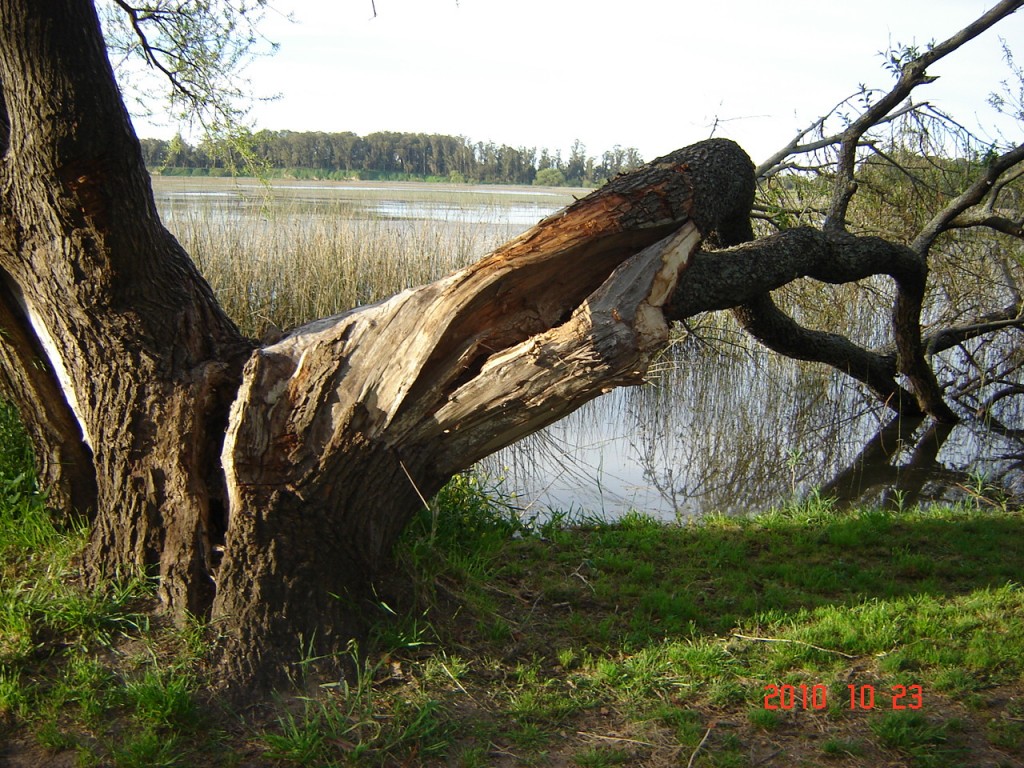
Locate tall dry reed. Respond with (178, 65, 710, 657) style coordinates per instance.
(169, 205, 517, 338)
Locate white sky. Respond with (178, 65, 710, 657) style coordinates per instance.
(134, 0, 1023, 166)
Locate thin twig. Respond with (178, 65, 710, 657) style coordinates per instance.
(732, 633, 858, 659)
(687, 724, 714, 768)
(398, 459, 431, 511)
(577, 731, 655, 747)
(439, 659, 476, 701)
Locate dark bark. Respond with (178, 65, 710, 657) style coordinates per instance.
(0, 272, 98, 514)
(0, 80, 8, 155)
(666, 227, 957, 421)
(0, 0, 252, 617)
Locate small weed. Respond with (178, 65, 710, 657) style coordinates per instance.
(35, 720, 79, 753)
(747, 706, 783, 730)
(987, 718, 1024, 751)
(652, 705, 706, 744)
(557, 648, 579, 669)
(262, 704, 330, 765)
(125, 668, 201, 731)
(370, 598, 436, 653)
(822, 737, 865, 757)
(454, 744, 489, 767)
(110, 729, 185, 768)
(0, 667, 23, 716)
(871, 711, 963, 765)
(932, 666, 983, 695)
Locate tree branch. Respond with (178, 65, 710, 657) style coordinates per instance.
(913, 142, 1024, 252)
(923, 303, 1024, 356)
(825, 0, 1024, 232)
(664, 227, 955, 420)
(730, 294, 917, 414)
(756, 97, 923, 179)
(111, 0, 200, 104)
(946, 211, 1023, 238)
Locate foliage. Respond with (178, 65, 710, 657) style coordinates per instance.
(97, 0, 276, 134)
(988, 40, 1024, 124)
(533, 166, 567, 187)
(140, 129, 645, 186)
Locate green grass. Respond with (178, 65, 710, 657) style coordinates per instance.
(1, 398, 1024, 765)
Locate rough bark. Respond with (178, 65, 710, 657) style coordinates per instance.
(0, 0, 252, 617)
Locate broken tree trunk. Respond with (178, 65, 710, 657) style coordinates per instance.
(212, 138, 757, 687)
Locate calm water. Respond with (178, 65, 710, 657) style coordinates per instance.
(152, 176, 1024, 521)
(152, 176, 567, 229)
(482, 344, 1024, 522)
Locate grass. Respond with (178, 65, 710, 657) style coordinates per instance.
(181, 210, 500, 337)
(2, 403, 1024, 768)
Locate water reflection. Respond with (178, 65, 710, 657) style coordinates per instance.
(482, 335, 1024, 521)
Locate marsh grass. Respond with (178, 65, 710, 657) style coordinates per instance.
(172, 199, 517, 337)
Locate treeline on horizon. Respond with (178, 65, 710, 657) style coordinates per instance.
(139, 130, 646, 187)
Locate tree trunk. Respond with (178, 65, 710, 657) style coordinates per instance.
(0, 0, 253, 617)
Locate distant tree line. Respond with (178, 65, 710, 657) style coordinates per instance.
(139, 130, 645, 187)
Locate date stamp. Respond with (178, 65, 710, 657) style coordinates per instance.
(763, 683, 923, 711)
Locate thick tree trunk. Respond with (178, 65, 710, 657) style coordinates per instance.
(0, 0, 252, 616)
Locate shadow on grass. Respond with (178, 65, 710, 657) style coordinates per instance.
(441, 503, 1024, 655)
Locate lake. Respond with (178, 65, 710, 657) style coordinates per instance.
(151, 175, 1024, 521)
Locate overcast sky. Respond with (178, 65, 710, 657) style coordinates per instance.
(134, 0, 1023, 166)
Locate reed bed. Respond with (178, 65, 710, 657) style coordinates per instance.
(168, 203, 519, 338)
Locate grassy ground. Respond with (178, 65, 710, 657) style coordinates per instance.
(1, 398, 1023, 766)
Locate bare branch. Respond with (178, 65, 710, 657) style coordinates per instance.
(924, 303, 1024, 356)
(912, 141, 1024, 253)
(756, 96, 923, 179)
(825, 0, 1024, 231)
(946, 210, 1024, 238)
